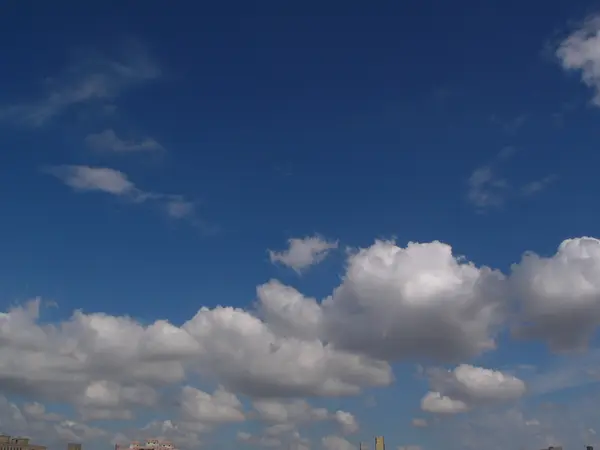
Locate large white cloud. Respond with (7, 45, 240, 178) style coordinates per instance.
(511, 237, 600, 351)
(182, 305, 392, 397)
(322, 240, 507, 363)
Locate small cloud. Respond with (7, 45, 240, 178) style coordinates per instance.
(43, 165, 196, 221)
(269, 235, 338, 274)
(556, 14, 600, 106)
(85, 129, 163, 153)
(0, 41, 160, 126)
(467, 147, 555, 212)
(521, 175, 558, 196)
(411, 418, 428, 428)
(43, 165, 137, 197)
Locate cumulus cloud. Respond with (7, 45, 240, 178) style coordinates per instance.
(256, 280, 322, 341)
(511, 237, 600, 352)
(556, 15, 600, 105)
(421, 392, 470, 414)
(85, 129, 164, 153)
(269, 235, 338, 273)
(422, 364, 526, 414)
(322, 240, 506, 363)
(43, 165, 196, 220)
(0, 41, 160, 126)
(247, 398, 357, 441)
(182, 305, 392, 397)
(5, 236, 600, 448)
(333, 410, 359, 434)
(179, 385, 245, 425)
(0, 395, 107, 447)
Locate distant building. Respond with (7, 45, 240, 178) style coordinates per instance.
(0, 435, 46, 450)
(375, 436, 385, 450)
(67, 444, 81, 450)
(116, 439, 175, 450)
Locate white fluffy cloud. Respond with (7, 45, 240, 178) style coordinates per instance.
(511, 237, 600, 351)
(269, 235, 338, 273)
(4, 236, 600, 449)
(333, 410, 359, 434)
(182, 305, 392, 398)
(421, 392, 469, 414)
(256, 280, 323, 341)
(422, 365, 526, 414)
(179, 386, 245, 425)
(322, 240, 506, 363)
(0, 395, 107, 447)
(557, 15, 600, 105)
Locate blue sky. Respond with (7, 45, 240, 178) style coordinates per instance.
(2, 1, 600, 450)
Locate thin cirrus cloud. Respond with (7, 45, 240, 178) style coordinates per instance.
(467, 147, 556, 211)
(85, 129, 164, 153)
(42, 165, 195, 220)
(0, 41, 160, 127)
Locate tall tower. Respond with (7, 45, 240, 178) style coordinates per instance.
(375, 436, 385, 450)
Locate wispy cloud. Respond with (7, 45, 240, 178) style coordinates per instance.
(43, 165, 196, 221)
(521, 175, 559, 197)
(85, 129, 163, 153)
(467, 148, 556, 212)
(0, 42, 160, 126)
(491, 114, 529, 135)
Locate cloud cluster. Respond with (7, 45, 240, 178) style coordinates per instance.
(2, 236, 600, 447)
